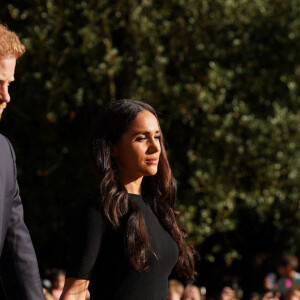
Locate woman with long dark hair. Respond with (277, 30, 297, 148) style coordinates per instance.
(60, 99, 197, 300)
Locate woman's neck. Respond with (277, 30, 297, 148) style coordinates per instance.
(123, 177, 143, 195)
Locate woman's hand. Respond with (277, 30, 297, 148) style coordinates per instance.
(59, 278, 90, 300)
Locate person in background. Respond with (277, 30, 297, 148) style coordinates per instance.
(183, 284, 201, 300)
(277, 254, 300, 297)
(261, 291, 280, 300)
(219, 287, 237, 300)
(0, 24, 44, 300)
(50, 269, 65, 300)
(167, 291, 181, 300)
(248, 292, 260, 300)
(168, 279, 185, 300)
(42, 278, 55, 300)
(264, 272, 277, 293)
(285, 290, 300, 300)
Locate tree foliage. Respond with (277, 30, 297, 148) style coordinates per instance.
(1, 0, 299, 295)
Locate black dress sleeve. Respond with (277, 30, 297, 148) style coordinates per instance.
(66, 193, 105, 280)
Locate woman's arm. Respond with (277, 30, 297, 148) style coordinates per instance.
(60, 278, 90, 300)
(62, 193, 105, 300)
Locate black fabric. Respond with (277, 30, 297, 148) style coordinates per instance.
(66, 192, 179, 300)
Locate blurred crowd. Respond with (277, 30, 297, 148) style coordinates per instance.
(42, 269, 65, 300)
(41, 254, 300, 300)
(166, 254, 300, 300)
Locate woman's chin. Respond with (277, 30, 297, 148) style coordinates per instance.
(144, 169, 158, 177)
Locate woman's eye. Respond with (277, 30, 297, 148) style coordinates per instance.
(136, 137, 146, 141)
(155, 136, 161, 140)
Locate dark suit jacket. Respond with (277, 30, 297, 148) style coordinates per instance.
(0, 134, 44, 300)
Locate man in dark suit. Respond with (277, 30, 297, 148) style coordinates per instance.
(0, 24, 44, 299)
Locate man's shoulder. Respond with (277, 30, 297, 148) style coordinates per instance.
(0, 134, 15, 160)
(0, 133, 11, 147)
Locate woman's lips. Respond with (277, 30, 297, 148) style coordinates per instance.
(146, 158, 159, 164)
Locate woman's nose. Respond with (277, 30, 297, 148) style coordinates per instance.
(148, 138, 160, 153)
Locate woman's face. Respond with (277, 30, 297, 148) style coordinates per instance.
(112, 110, 161, 182)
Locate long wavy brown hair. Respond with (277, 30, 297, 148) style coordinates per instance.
(90, 99, 197, 278)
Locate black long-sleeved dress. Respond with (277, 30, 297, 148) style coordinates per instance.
(66, 192, 179, 300)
